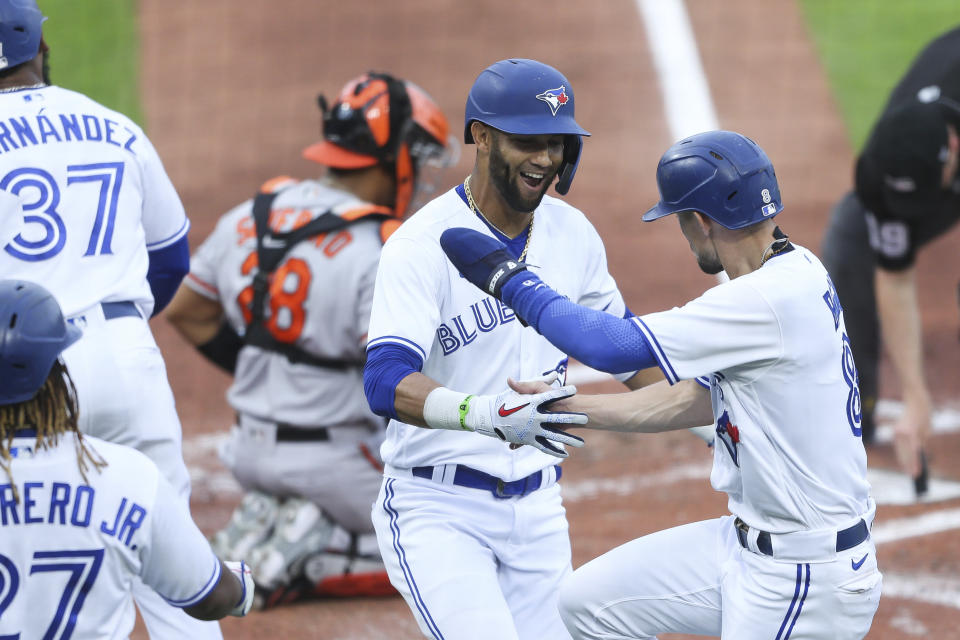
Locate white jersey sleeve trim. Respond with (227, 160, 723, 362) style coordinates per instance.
(146, 217, 191, 251)
(366, 335, 427, 361)
(695, 375, 711, 389)
(631, 316, 680, 385)
(163, 555, 222, 608)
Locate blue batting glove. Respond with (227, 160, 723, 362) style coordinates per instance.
(439, 228, 529, 298)
(440, 227, 564, 330)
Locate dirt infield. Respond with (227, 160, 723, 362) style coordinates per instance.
(138, 0, 959, 637)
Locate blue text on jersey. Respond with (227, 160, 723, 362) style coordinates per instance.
(0, 482, 146, 549)
(0, 113, 138, 155)
(436, 298, 516, 355)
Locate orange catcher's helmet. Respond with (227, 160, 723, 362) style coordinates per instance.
(304, 72, 455, 216)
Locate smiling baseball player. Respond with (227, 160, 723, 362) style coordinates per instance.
(0, 4, 216, 638)
(362, 58, 656, 640)
(441, 130, 882, 639)
(0, 280, 255, 639)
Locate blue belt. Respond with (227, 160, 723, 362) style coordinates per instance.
(735, 517, 870, 556)
(101, 301, 141, 320)
(69, 301, 141, 324)
(412, 464, 561, 499)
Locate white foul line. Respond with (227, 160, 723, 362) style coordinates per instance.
(636, 0, 719, 140)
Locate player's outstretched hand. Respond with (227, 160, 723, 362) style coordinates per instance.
(465, 385, 587, 458)
(440, 227, 528, 298)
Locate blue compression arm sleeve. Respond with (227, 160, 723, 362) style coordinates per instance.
(501, 274, 657, 374)
(364, 342, 425, 419)
(147, 234, 190, 316)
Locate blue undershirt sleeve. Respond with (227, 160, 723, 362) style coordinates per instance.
(501, 273, 657, 374)
(147, 234, 190, 316)
(363, 342, 425, 420)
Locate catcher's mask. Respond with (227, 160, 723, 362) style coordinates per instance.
(303, 72, 457, 216)
(643, 130, 783, 230)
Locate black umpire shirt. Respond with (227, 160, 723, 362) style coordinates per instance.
(855, 26, 960, 271)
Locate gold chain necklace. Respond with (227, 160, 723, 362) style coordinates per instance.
(759, 235, 791, 267)
(463, 175, 534, 262)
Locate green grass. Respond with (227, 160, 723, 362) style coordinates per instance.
(800, 1, 960, 152)
(39, 0, 141, 125)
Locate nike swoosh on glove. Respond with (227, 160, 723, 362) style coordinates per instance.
(439, 228, 528, 298)
(467, 385, 587, 458)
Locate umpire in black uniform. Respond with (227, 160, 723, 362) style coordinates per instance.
(822, 26, 960, 498)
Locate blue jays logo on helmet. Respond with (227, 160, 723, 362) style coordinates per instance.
(535, 86, 569, 116)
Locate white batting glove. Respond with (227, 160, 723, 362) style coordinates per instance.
(224, 560, 255, 617)
(424, 385, 587, 458)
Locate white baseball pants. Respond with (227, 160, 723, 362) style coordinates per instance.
(559, 515, 881, 639)
(372, 472, 574, 640)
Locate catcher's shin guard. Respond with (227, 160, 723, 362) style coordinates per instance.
(210, 490, 281, 561)
(247, 498, 334, 590)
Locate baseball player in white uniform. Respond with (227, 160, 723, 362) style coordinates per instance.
(362, 59, 659, 640)
(0, 4, 217, 637)
(0, 279, 255, 639)
(440, 130, 882, 639)
(165, 72, 456, 608)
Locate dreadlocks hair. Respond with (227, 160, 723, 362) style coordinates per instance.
(0, 359, 106, 503)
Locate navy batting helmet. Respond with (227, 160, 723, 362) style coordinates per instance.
(0, 0, 44, 71)
(464, 58, 590, 195)
(643, 130, 783, 230)
(0, 280, 81, 405)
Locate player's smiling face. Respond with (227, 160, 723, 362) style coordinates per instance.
(489, 131, 564, 213)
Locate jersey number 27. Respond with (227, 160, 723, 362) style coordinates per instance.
(0, 549, 104, 638)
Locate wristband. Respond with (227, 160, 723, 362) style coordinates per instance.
(423, 386, 474, 431)
(458, 395, 474, 430)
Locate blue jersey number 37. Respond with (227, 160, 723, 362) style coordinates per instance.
(823, 277, 862, 436)
(3, 163, 125, 262)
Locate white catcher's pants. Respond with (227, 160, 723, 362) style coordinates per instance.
(372, 472, 573, 640)
(559, 515, 882, 639)
(63, 308, 223, 640)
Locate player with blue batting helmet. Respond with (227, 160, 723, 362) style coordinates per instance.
(464, 58, 589, 195)
(0, 0, 45, 71)
(0, 280, 81, 405)
(643, 130, 783, 229)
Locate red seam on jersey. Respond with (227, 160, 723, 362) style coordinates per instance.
(187, 273, 218, 296)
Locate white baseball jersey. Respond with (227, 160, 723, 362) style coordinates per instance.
(367, 187, 628, 480)
(0, 85, 188, 318)
(0, 432, 221, 640)
(187, 178, 385, 430)
(635, 246, 872, 532)
(0, 85, 219, 639)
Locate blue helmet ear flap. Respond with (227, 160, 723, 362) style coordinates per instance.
(555, 135, 582, 195)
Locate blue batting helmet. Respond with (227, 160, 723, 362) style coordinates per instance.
(464, 58, 590, 195)
(643, 130, 783, 230)
(0, 280, 81, 405)
(0, 0, 45, 71)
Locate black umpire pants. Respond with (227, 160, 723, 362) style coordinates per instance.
(820, 191, 879, 443)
